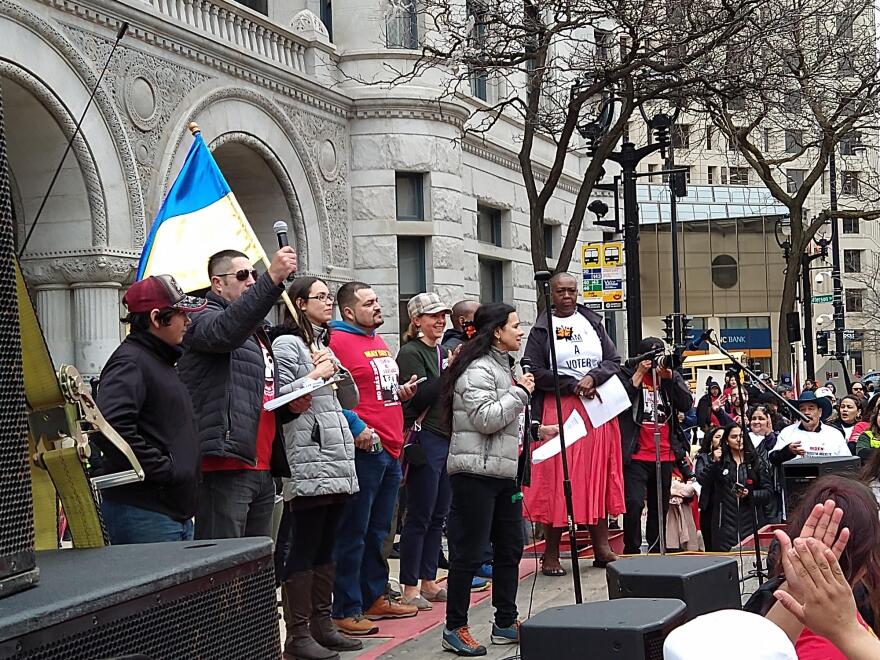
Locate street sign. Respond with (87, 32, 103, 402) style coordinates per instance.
(581, 241, 625, 311)
(811, 294, 833, 303)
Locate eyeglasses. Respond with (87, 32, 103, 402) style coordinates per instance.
(308, 294, 335, 303)
(853, 386, 864, 391)
(215, 268, 258, 282)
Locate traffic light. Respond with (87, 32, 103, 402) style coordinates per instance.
(816, 331, 829, 356)
(662, 314, 674, 344)
(672, 170, 688, 197)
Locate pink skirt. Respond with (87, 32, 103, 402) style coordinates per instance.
(523, 393, 625, 527)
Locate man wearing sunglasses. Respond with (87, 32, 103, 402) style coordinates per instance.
(178, 246, 300, 541)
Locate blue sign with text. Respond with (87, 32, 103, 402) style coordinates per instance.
(719, 328, 771, 349)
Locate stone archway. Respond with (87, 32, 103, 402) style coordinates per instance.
(211, 133, 308, 271)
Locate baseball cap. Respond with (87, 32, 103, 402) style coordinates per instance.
(123, 274, 207, 313)
(407, 292, 452, 318)
(664, 610, 796, 660)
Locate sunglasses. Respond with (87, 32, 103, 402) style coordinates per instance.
(216, 268, 258, 282)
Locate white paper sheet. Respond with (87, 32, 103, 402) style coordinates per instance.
(581, 376, 631, 428)
(263, 376, 343, 411)
(531, 410, 588, 464)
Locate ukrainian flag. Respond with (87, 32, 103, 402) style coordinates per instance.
(136, 130, 267, 293)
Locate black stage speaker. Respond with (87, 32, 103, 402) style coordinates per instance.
(0, 538, 280, 659)
(520, 598, 686, 660)
(783, 455, 860, 516)
(606, 556, 740, 620)
(0, 74, 37, 598)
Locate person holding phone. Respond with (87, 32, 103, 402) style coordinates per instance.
(396, 293, 454, 610)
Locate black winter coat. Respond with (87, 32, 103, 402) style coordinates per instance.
(618, 366, 693, 466)
(698, 451, 771, 551)
(177, 273, 291, 477)
(523, 304, 621, 422)
(93, 332, 200, 521)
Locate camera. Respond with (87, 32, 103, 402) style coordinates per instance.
(655, 351, 683, 371)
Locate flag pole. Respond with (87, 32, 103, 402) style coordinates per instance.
(187, 122, 300, 323)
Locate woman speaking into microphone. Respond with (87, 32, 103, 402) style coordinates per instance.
(439, 302, 534, 656)
(522, 272, 625, 573)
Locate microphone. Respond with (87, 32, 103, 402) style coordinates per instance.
(520, 358, 532, 374)
(19, 21, 129, 257)
(273, 220, 295, 282)
(624, 348, 663, 368)
(686, 328, 714, 351)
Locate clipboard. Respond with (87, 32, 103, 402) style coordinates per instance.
(263, 376, 344, 411)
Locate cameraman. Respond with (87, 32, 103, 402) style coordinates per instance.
(619, 337, 694, 555)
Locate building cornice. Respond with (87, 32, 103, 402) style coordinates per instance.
(21, 248, 140, 285)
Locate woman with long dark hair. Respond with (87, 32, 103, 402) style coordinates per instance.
(439, 303, 534, 656)
(697, 423, 770, 551)
(694, 425, 724, 550)
(766, 476, 880, 656)
(750, 405, 783, 523)
(272, 277, 361, 660)
(833, 395, 869, 455)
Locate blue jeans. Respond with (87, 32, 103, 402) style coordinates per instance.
(398, 429, 451, 586)
(332, 449, 402, 618)
(102, 499, 194, 544)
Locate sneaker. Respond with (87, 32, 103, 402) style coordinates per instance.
(401, 594, 433, 611)
(490, 621, 521, 645)
(332, 614, 379, 636)
(386, 581, 402, 600)
(476, 563, 493, 580)
(470, 576, 490, 592)
(364, 595, 418, 620)
(442, 626, 487, 656)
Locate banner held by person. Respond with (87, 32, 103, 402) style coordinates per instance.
(136, 122, 266, 293)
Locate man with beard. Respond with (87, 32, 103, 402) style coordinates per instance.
(327, 282, 421, 635)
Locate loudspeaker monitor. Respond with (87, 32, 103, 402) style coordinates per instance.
(0, 538, 280, 659)
(782, 455, 860, 517)
(520, 598, 686, 660)
(606, 556, 740, 620)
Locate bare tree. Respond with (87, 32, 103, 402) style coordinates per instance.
(688, 0, 880, 374)
(371, 0, 786, 280)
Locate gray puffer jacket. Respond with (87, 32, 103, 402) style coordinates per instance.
(448, 348, 530, 480)
(272, 327, 359, 500)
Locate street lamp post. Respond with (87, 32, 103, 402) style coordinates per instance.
(828, 150, 852, 391)
(576, 87, 679, 354)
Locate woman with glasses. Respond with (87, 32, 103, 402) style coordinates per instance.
(272, 276, 361, 660)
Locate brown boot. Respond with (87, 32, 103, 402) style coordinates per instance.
(588, 519, 619, 568)
(282, 572, 339, 660)
(310, 564, 363, 652)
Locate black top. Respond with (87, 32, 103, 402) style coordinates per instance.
(93, 332, 200, 521)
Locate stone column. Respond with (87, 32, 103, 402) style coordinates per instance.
(33, 284, 74, 367)
(71, 282, 123, 380)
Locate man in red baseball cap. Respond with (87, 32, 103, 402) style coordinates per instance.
(90, 274, 207, 544)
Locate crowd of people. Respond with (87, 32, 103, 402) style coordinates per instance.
(87, 248, 880, 659)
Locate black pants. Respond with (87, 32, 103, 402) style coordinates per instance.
(623, 460, 673, 554)
(275, 500, 344, 580)
(446, 474, 523, 631)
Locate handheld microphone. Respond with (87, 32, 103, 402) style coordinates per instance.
(520, 358, 532, 374)
(273, 220, 295, 282)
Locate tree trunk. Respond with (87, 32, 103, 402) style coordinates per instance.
(776, 252, 801, 378)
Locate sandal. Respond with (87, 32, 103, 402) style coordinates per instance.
(540, 555, 567, 577)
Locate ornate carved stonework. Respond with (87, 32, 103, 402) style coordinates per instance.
(290, 9, 329, 38)
(280, 102, 350, 267)
(0, 0, 145, 245)
(63, 22, 210, 243)
(22, 249, 140, 285)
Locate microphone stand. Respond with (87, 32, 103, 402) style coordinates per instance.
(534, 271, 583, 604)
(705, 330, 799, 586)
(650, 363, 667, 556)
(19, 22, 128, 257)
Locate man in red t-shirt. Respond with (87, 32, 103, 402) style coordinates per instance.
(327, 282, 420, 634)
(619, 337, 693, 555)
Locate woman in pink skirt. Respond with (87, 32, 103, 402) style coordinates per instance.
(522, 273, 625, 573)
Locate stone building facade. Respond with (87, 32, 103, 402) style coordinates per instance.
(6, 0, 606, 377)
